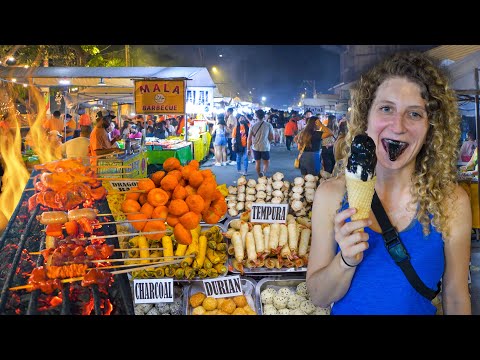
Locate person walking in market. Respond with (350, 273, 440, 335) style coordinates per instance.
(284, 115, 298, 151)
(225, 107, 237, 165)
(320, 114, 337, 174)
(64, 114, 76, 141)
(247, 109, 274, 178)
(232, 114, 250, 175)
(212, 116, 228, 166)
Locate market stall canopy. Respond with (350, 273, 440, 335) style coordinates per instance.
(0, 66, 216, 105)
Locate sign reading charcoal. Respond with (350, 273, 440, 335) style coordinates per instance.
(109, 180, 138, 192)
(250, 203, 288, 224)
(202, 275, 243, 298)
(133, 278, 174, 304)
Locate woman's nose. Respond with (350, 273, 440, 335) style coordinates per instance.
(390, 112, 408, 134)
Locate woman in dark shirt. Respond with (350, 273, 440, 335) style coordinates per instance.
(295, 116, 330, 176)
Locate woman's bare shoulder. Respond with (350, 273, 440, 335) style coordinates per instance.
(314, 176, 346, 209)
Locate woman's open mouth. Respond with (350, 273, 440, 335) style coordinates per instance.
(381, 138, 409, 161)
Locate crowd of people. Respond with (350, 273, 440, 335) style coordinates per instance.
(207, 106, 348, 178)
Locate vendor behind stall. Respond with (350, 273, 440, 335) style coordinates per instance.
(64, 114, 76, 141)
(89, 113, 120, 156)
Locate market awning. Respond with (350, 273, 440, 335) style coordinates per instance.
(0, 66, 216, 88)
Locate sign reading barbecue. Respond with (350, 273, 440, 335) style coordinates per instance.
(134, 79, 185, 114)
(133, 278, 174, 304)
(202, 275, 243, 298)
(250, 203, 288, 223)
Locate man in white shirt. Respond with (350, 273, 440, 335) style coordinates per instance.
(297, 109, 311, 133)
(247, 109, 274, 177)
(60, 125, 91, 159)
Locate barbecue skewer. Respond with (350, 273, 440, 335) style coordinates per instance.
(8, 258, 184, 291)
(29, 247, 166, 255)
(71, 254, 194, 264)
(86, 230, 171, 241)
(40, 217, 166, 232)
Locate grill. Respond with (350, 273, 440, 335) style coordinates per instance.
(0, 173, 134, 315)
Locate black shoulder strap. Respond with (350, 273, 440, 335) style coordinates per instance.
(371, 191, 440, 301)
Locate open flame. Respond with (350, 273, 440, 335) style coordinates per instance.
(0, 77, 61, 233)
(0, 84, 29, 233)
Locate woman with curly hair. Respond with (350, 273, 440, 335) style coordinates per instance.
(306, 51, 472, 315)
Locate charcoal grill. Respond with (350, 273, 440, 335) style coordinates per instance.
(0, 171, 134, 315)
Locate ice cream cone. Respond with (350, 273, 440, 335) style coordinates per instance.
(345, 172, 376, 230)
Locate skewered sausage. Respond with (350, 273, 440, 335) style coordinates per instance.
(67, 208, 97, 221)
(37, 211, 68, 225)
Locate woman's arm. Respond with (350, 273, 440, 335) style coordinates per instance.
(306, 177, 371, 308)
(441, 185, 472, 314)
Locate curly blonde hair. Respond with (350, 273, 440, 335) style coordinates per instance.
(338, 51, 461, 236)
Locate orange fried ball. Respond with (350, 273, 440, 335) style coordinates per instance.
(147, 188, 170, 207)
(196, 180, 216, 201)
(211, 198, 227, 217)
(202, 297, 218, 311)
(168, 169, 183, 181)
(172, 185, 187, 200)
(219, 298, 236, 314)
(152, 205, 168, 220)
(179, 211, 201, 230)
(150, 171, 166, 187)
(166, 214, 180, 227)
(138, 193, 148, 206)
(202, 207, 221, 224)
(174, 223, 192, 245)
(188, 170, 204, 188)
(127, 213, 148, 231)
(160, 174, 178, 191)
(168, 199, 189, 216)
(181, 164, 195, 181)
(143, 220, 166, 241)
(232, 295, 248, 308)
(184, 185, 197, 196)
(163, 157, 181, 172)
(185, 194, 205, 214)
(140, 202, 154, 218)
(121, 199, 141, 214)
(138, 178, 156, 192)
(189, 159, 200, 170)
(125, 187, 141, 201)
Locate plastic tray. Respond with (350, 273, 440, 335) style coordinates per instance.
(184, 277, 258, 315)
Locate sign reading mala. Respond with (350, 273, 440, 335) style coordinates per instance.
(134, 79, 186, 115)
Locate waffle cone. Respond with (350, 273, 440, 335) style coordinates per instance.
(345, 173, 376, 222)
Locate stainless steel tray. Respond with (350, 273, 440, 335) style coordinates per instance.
(227, 258, 307, 275)
(130, 280, 187, 315)
(184, 277, 258, 315)
(255, 276, 307, 315)
(224, 216, 308, 275)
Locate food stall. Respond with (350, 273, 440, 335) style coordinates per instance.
(144, 138, 192, 165)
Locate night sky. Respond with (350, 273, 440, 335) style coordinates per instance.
(147, 45, 341, 109)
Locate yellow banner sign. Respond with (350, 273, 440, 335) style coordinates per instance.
(134, 80, 185, 114)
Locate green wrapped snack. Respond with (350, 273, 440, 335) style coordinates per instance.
(184, 267, 195, 280)
(155, 267, 165, 278)
(197, 268, 208, 279)
(215, 243, 227, 252)
(207, 268, 219, 278)
(203, 258, 213, 270)
(165, 266, 176, 277)
(174, 267, 185, 279)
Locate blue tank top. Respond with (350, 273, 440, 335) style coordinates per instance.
(331, 195, 445, 315)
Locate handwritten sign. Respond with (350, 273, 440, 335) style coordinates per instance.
(135, 79, 185, 114)
(109, 180, 138, 192)
(133, 278, 174, 304)
(202, 275, 243, 298)
(250, 203, 288, 224)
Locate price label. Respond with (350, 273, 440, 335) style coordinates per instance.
(133, 278, 174, 304)
(202, 275, 243, 298)
(109, 180, 138, 192)
(250, 203, 289, 223)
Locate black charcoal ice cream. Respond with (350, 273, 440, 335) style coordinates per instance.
(347, 134, 377, 181)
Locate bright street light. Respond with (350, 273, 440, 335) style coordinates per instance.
(211, 66, 218, 73)
(261, 96, 266, 102)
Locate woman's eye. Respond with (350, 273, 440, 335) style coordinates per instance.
(379, 106, 391, 113)
(409, 111, 424, 119)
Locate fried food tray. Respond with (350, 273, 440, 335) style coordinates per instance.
(184, 277, 257, 315)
